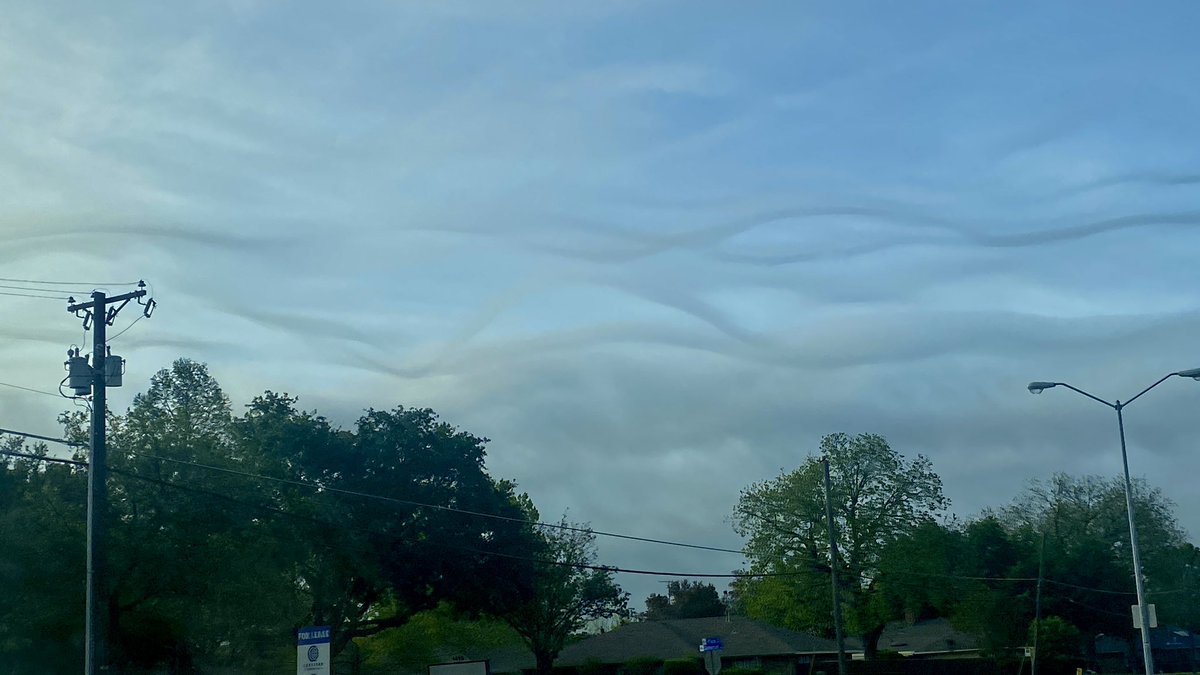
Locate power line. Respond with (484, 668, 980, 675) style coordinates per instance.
(0, 427, 86, 447)
(0, 425, 742, 556)
(132, 451, 744, 555)
(0, 277, 140, 287)
(0, 290, 70, 300)
(104, 466, 769, 579)
(0, 448, 85, 467)
(0, 381, 62, 399)
(107, 314, 144, 342)
(4, 446, 1195, 592)
(0, 283, 95, 295)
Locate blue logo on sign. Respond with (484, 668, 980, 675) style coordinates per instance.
(308, 645, 320, 662)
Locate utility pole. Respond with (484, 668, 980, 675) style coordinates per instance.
(1032, 530, 1046, 675)
(822, 457, 847, 675)
(67, 283, 153, 675)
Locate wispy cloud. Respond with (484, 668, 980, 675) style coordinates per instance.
(4, 0, 1200, 604)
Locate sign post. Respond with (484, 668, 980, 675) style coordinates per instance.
(700, 637, 723, 675)
(298, 626, 331, 675)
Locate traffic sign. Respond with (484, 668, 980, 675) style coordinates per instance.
(700, 637, 724, 652)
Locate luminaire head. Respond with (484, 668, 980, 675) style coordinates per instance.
(1174, 368, 1200, 381)
(1027, 382, 1058, 394)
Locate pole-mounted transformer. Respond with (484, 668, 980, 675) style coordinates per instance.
(63, 347, 125, 395)
(65, 348, 92, 396)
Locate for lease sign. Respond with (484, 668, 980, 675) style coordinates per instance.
(297, 626, 331, 675)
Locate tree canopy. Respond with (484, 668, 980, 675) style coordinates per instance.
(501, 514, 629, 675)
(3, 359, 546, 672)
(731, 432, 947, 656)
(644, 580, 725, 621)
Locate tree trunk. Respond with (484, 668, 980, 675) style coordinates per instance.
(861, 623, 885, 660)
(535, 649, 557, 675)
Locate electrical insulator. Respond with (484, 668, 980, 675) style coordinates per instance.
(104, 352, 124, 387)
(64, 349, 92, 396)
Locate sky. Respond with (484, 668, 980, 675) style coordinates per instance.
(3, 1, 1200, 608)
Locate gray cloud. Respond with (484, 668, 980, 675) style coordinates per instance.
(4, 0, 1200, 607)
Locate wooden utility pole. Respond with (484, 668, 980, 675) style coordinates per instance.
(67, 284, 151, 674)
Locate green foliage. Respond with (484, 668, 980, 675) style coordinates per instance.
(1001, 473, 1188, 641)
(502, 517, 629, 675)
(644, 581, 725, 620)
(623, 656, 662, 675)
(720, 667, 764, 675)
(357, 603, 523, 673)
(1029, 616, 1081, 663)
(3, 358, 540, 673)
(662, 657, 701, 675)
(0, 437, 87, 673)
(579, 657, 609, 675)
(731, 433, 947, 655)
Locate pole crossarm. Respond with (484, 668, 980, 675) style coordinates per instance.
(67, 289, 145, 314)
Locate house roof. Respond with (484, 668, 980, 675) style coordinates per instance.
(1098, 625, 1199, 654)
(553, 616, 843, 667)
(872, 618, 980, 655)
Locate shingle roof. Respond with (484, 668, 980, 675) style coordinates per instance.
(874, 618, 979, 655)
(554, 616, 842, 666)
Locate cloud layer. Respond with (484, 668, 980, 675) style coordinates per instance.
(3, 1, 1200, 605)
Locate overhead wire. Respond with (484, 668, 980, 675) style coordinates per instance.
(0, 425, 742, 554)
(130, 451, 745, 554)
(0, 381, 62, 399)
(0, 277, 140, 287)
(0, 283, 95, 296)
(97, 464, 766, 579)
(107, 312, 144, 341)
(3, 445, 1196, 593)
(0, 448, 85, 467)
(0, 290, 71, 300)
(0, 427, 86, 447)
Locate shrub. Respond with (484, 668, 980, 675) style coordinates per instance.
(663, 658, 701, 675)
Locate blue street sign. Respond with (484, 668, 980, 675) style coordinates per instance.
(701, 637, 723, 652)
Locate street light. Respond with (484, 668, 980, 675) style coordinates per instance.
(1027, 369, 1200, 675)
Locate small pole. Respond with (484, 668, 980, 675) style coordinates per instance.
(822, 457, 847, 675)
(1032, 530, 1046, 675)
(85, 292, 108, 674)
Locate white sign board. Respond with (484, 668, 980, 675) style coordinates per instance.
(430, 660, 490, 675)
(297, 625, 331, 675)
(1132, 604, 1159, 630)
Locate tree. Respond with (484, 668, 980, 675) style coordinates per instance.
(36, 359, 542, 672)
(502, 516, 629, 675)
(0, 437, 87, 673)
(644, 580, 725, 620)
(1028, 616, 1082, 670)
(356, 602, 524, 673)
(732, 433, 947, 656)
(231, 390, 541, 656)
(998, 473, 1189, 648)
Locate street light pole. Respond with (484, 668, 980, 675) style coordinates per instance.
(1116, 403, 1156, 675)
(1028, 368, 1200, 675)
